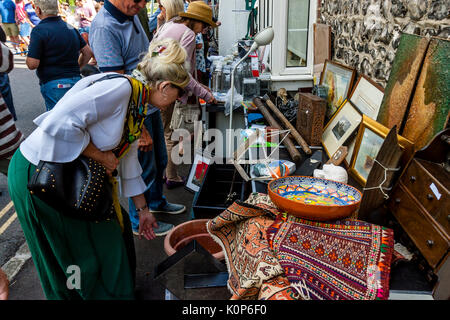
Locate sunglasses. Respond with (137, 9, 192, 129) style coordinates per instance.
(133, 0, 151, 3)
(170, 84, 186, 98)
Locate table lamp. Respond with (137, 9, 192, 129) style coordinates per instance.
(227, 26, 274, 159)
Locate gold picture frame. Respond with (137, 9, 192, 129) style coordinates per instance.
(349, 115, 414, 186)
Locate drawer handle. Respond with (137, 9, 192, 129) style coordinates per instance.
(426, 240, 434, 247)
(410, 176, 416, 182)
(447, 214, 450, 222)
(395, 198, 401, 204)
(427, 194, 434, 200)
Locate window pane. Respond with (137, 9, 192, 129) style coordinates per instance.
(286, 0, 310, 67)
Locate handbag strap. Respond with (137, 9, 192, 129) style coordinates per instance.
(87, 73, 129, 87)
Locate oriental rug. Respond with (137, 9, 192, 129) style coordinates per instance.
(206, 194, 286, 300)
(267, 213, 394, 300)
(258, 275, 299, 300)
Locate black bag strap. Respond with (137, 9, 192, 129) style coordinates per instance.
(87, 73, 129, 87)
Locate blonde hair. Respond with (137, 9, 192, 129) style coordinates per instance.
(137, 39, 190, 89)
(34, 0, 59, 16)
(160, 0, 185, 22)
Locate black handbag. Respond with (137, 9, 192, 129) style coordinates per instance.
(27, 155, 115, 222)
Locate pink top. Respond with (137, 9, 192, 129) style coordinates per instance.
(76, 5, 94, 28)
(15, 1, 28, 23)
(153, 20, 213, 103)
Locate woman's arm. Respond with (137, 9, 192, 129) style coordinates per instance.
(130, 194, 157, 240)
(182, 75, 215, 104)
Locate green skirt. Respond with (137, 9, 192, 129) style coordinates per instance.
(7, 150, 136, 300)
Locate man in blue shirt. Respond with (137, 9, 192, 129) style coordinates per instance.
(89, 0, 149, 74)
(90, 0, 186, 237)
(0, 0, 20, 53)
(26, 0, 93, 110)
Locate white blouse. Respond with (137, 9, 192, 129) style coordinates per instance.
(20, 73, 146, 198)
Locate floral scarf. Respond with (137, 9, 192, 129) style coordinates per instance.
(109, 71, 150, 231)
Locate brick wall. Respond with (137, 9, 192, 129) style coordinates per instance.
(317, 0, 449, 87)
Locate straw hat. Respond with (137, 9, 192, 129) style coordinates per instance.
(178, 1, 218, 28)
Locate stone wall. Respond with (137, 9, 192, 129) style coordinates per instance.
(318, 0, 450, 87)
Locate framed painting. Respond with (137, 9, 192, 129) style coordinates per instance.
(185, 151, 213, 193)
(322, 99, 362, 159)
(349, 74, 385, 120)
(349, 115, 414, 186)
(320, 59, 356, 120)
(402, 37, 450, 150)
(376, 33, 430, 130)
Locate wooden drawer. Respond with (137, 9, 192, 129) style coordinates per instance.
(389, 184, 450, 269)
(435, 206, 450, 236)
(400, 159, 449, 217)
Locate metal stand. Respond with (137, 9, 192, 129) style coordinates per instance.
(154, 240, 230, 300)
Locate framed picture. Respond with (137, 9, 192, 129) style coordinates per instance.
(185, 151, 213, 193)
(320, 60, 356, 120)
(349, 74, 385, 120)
(322, 100, 362, 159)
(349, 115, 414, 186)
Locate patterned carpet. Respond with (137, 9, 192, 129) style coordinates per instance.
(207, 193, 394, 300)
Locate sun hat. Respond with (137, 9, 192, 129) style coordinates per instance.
(178, 1, 218, 28)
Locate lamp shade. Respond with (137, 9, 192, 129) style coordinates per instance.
(254, 26, 274, 46)
(249, 26, 274, 52)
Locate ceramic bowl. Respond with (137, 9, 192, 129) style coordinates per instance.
(268, 176, 362, 221)
(164, 219, 224, 260)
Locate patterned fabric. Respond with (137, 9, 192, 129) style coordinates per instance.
(112, 76, 149, 159)
(0, 42, 21, 160)
(195, 34, 206, 73)
(0, 98, 22, 159)
(207, 199, 284, 300)
(267, 213, 394, 300)
(258, 275, 298, 300)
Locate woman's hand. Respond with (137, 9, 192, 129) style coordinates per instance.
(0, 269, 9, 300)
(138, 126, 153, 152)
(82, 142, 119, 176)
(206, 95, 217, 104)
(100, 150, 120, 176)
(138, 210, 158, 240)
(200, 85, 216, 104)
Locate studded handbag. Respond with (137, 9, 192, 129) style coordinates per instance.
(27, 155, 115, 221)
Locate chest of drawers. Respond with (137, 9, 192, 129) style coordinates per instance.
(388, 130, 449, 299)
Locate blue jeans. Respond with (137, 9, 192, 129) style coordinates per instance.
(128, 110, 168, 231)
(0, 73, 16, 120)
(40, 76, 81, 111)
